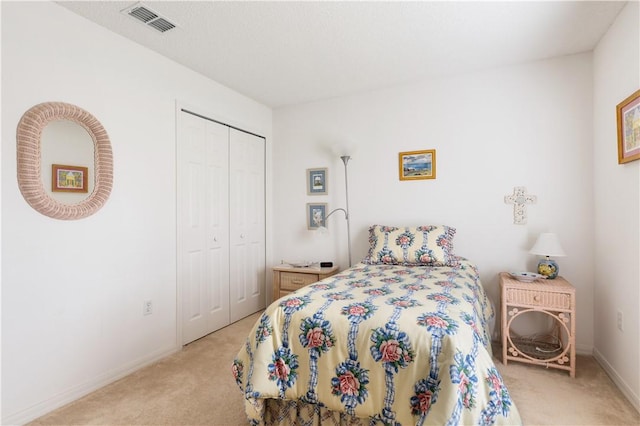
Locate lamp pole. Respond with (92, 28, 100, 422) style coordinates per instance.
(341, 155, 352, 267)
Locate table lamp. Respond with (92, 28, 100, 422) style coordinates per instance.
(529, 233, 566, 279)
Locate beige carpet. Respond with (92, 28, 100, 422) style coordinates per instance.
(29, 312, 639, 425)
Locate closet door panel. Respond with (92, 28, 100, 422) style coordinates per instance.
(186, 250, 203, 320)
(178, 112, 230, 344)
(229, 129, 265, 322)
(205, 122, 229, 318)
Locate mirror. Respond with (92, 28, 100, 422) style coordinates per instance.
(16, 102, 113, 220)
(41, 120, 95, 204)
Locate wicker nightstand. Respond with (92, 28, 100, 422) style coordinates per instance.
(500, 272, 576, 377)
(272, 264, 340, 301)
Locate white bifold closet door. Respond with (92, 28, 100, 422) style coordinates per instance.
(229, 129, 266, 322)
(178, 110, 265, 345)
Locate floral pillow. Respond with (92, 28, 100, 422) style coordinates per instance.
(362, 224, 458, 266)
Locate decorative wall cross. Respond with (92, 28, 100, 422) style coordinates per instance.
(504, 187, 537, 224)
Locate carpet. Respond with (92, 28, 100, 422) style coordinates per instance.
(29, 312, 639, 425)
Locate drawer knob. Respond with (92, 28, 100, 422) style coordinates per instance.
(533, 295, 540, 302)
(292, 279, 304, 284)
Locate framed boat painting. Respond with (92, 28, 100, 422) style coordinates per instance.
(399, 149, 436, 180)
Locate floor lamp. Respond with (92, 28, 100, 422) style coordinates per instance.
(317, 155, 352, 267)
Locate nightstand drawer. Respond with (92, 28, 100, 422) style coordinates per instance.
(280, 272, 319, 291)
(505, 287, 572, 310)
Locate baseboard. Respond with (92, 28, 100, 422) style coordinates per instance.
(593, 347, 640, 413)
(2, 344, 180, 425)
(575, 342, 592, 355)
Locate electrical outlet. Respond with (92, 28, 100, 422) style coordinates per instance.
(143, 300, 153, 316)
(616, 310, 623, 332)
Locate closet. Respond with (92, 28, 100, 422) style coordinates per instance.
(177, 109, 265, 345)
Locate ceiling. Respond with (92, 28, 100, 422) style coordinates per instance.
(58, 1, 626, 108)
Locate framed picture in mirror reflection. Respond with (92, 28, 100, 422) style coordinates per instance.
(52, 164, 88, 193)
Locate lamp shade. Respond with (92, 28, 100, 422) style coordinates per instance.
(529, 233, 566, 257)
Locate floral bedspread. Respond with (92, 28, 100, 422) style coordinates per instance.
(233, 260, 521, 425)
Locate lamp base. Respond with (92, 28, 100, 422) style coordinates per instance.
(537, 258, 559, 279)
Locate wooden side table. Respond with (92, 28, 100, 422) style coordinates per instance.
(272, 264, 340, 301)
(500, 272, 576, 377)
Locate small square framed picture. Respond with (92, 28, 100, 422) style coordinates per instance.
(51, 164, 89, 193)
(306, 203, 327, 230)
(307, 168, 328, 195)
(399, 149, 436, 180)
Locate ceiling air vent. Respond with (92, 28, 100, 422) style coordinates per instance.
(122, 2, 177, 33)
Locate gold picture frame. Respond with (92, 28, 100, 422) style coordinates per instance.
(617, 89, 640, 164)
(399, 149, 436, 181)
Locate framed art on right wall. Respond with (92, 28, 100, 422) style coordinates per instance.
(616, 89, 640, 164)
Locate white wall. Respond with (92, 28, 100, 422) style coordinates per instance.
(593, 1, 640, 411)
(1, 2, 272, 424)
(274, 54, 596, 349)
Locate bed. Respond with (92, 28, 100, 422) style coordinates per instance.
(233, 225, 522, 425)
